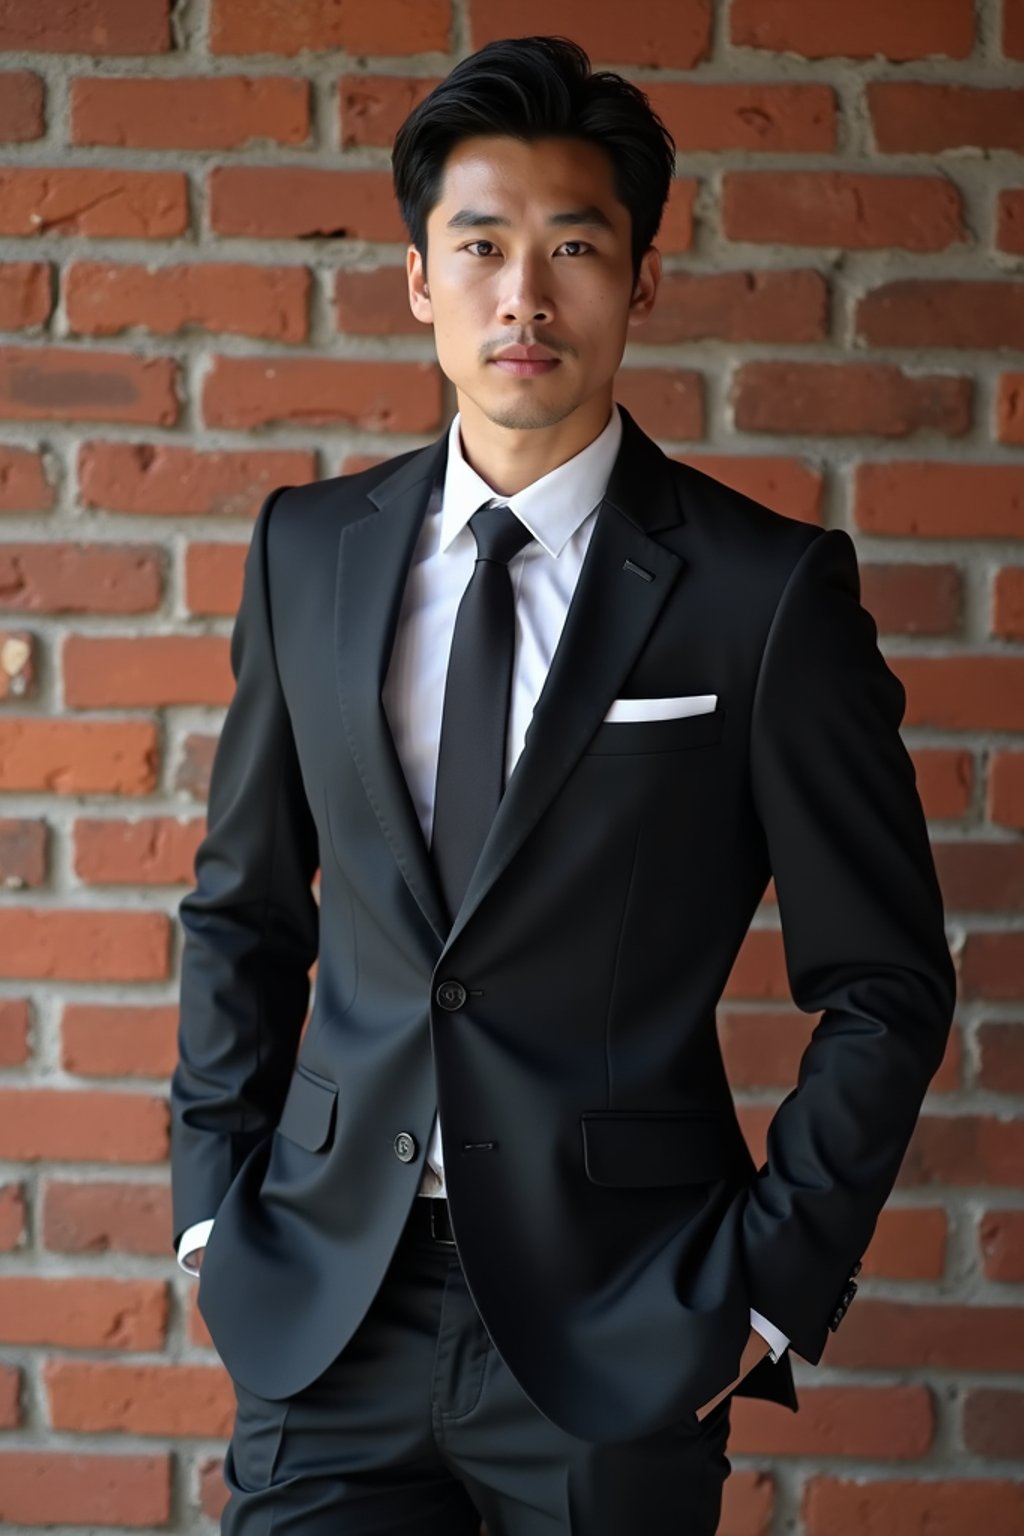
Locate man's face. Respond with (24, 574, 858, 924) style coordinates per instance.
(406, 134, 660, 432)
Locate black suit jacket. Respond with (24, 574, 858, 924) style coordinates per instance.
(170, 404, 956, 1443)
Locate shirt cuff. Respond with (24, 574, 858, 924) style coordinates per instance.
(177, 1218, 215, 1276)
(750, 1307, 790, 1364)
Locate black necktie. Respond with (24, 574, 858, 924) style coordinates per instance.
(430, 501, 534, 926)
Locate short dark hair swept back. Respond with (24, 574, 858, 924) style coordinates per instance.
(391, 35, 677, 286)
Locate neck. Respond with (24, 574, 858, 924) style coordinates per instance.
(454, 390, 614, 499)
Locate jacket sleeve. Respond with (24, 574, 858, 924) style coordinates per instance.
(169, 485, 320, 1255)
(741, 526, 956, 1364)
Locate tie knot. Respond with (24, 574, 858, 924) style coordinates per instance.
(469, 502, 533, 567)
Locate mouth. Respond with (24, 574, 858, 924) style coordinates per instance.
(488, 358, 561, 378)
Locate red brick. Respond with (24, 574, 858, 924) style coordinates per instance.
(0, 347, 178, 426)
(897, 656, 1024, 730)
(978, 1021, 1024, 1092)
(0, 1277, 166, 1349)
(0, 1181, 27, 1247)
(804, 1477, 1024, 1536)
(862, 1207, 948, 1279)
(729, 1385, 933, 1459)
(677, 455, 823, 522)
(74, 816, 203, 885)
(335, 267, 419, 337)
(645, 81, 836, 152)
(65, 260, 309, 342)
(0, 818, 47, 887)
(826, 1298, 1024, 1370)
(958, 933, 1024, 1001)
(915, 748, 973, 821)
(469, 0, 710, 67)
(643, 270, 828, 345)
(723, 172, 964, 251)
(175, 733, 217, 801)
(730, 0, 973, 59)
(339, 73, 441, 148)
(46, 1359, 233, 1436)
(43, 1178, 171, 1254)
(0, 0, 170, 53)
(996, 374, 1024, 444)
(870, 83, 1024, 153)
(64, 635, 231, 708)
(0, 168, 187, 238)
(855, 462, 1024, 539)
(210, 0, 450, 56)
(0, 627, 34, 700)
(963, 1389, 1024, 1461)
(61, 1004, 178, 1079)
(71, 75, 309, 149)
(614, 369, 704, 441)
(0, 262, 51, 329)
(994, 567, 1024, 639)
(659, 178, 697, 254)
(209, 166, 405, 242)
(185, 541, 245, 616)
(1007, 0, 1024, 59)
(77, 442, 314, 516)
(718, 1472, 775, 1536)
(989, 752, 1024, 830)
(0, 910, 169, 981)
(733, 362, 971, 438)
(859, 562, 961, 636)
(858, 280, 1024, 350)
(0, 719, 157, 795)
(902, 1118, 1019, 1185)
(997, 189, 1024, 255)
(0, 446, 53, 513)
(0, 71, 44, 140)
(932, 841, 1024, 912)
(0, 1088, 167, 1162)
(0, 1451, 170, 1527)
(0, 1001, 30, 1067)
(0, 542, 162, 612)
(979, 1209, 1024, 1282)
(201, 356, 443, 433)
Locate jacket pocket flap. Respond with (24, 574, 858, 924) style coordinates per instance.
(276, 1065, 338, 1152)
(580, 1111, 732, 1187)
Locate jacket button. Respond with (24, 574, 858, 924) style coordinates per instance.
(436, 980, 467, 1011)
(393, 1132, 417, 1163)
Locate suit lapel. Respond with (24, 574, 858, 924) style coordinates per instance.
(334, 405, 688, 952)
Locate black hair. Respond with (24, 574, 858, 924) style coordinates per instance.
(390, 35, 677, 287)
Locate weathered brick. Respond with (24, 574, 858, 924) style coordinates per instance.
(71, 75, 310, 149)
(210, 0, 450, 56)
(615, 369, 704, 441)
(645, 81, 836, 152)
(643, 270, 828, 345)
(979, 1209, 1024, 1282)
(855, 463, 1024, 540)
(77, 442, 315, 516)
(0, 347, 178, 425)
(0, 542, 163, 612)
(469, 0, 711, 67)
(0, 910, 170, 981)
(0, 168, 187, 238)
(201, 356, 443, 433)
(733, 362, 971, 438)
(994, 567, 1024, 640)
(870, 83, 1024, 153)
(64, 635, 231, 708)
(0, 818, 47, 888)
(997, 189, 1024, 255)
(184, 541, 245, 616)
(0, 446, 52, 513)
(0, 262, 51, 329)
(0, 1451, 170, 1527)
(677, 455, 823, 522)
(339, 74, 442, 147)
(996, 374, 1024, 444)
(804, 1478, 1024, 1536)
(61, 1004, 178, 1080)
(0, 1277, 167, 1348)
(65, 260, 310, 342)
(0, 0, 171, 53)
(45, 1359, 233, 1436)
(209, 165, 408, 242)
(723, 172, 964, 250)
(857, 280, 1024, 350)
(73, 816, 203, 885)
(730, 0, 973, 60)
(43, 1178, 172, 1254)
(0, 1087, 168, 1161)
(859, 562, 962, 636)
(0, 719, 157, 795)
(0, 71, 44, 141)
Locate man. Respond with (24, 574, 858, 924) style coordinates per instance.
(170, 34, 956, 1536)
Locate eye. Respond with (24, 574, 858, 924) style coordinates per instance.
(464, 240, 498, 257)
(559, 241, 593, 256)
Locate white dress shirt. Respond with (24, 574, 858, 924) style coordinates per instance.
(176, 402, 790, 1366)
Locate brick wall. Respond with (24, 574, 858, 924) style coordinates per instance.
(0, 0, 1021, 1530)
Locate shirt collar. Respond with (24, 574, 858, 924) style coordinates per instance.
(438, 401, 623, 560)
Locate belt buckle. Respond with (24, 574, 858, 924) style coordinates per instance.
(429, 1199, 456, 1247)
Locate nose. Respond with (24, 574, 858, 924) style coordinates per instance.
(498, 253, 553, 328)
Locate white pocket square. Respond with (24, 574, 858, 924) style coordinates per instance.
(602, 693, 718, 723)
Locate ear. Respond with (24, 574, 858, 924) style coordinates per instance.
(407, 244, 433, 325)
(627, 246, 661, 330)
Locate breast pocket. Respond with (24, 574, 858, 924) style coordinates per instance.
(585, 703, 725, 756)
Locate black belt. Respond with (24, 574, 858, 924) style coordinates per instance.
(409, 1194, 458, 1247)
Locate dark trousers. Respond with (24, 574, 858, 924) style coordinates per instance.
(220, 1198, 735, 1535)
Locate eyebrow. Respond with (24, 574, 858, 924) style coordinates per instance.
(445, 205, 615, 232)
